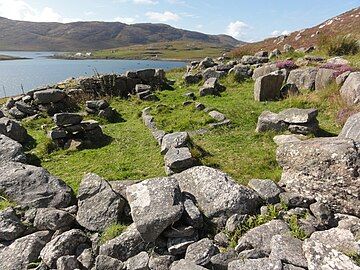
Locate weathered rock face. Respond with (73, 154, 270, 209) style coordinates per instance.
(183, 73, 203, 84)
(95, 255, 124, 270)
(340, 72, 360, 105)
(173, 166, 261, 224)
(315, 68, 336, 91)
(241, 55, 269, 65)
(54, 113, 83, 126)
(248, 179, 282, 204)
(0, 162, 74, 209)
(126, 251, 149, 270)
(0, 134, 26, 163)
(76, 173, 125, 232)
(287, 68, 318, 90)
(0, 231, 52, 270)
(277, 137, 360, 216)
(252, 64, 279, 80)
(149, 254, 175, 270)
(170, 259, 208, 270)
(34, 89, 66, 104)
(229, 64, 251, 82)
(254, 72, 285, 101)
(278, 108, 318, 124)
(236, 220, 290, 253)
(34, 208, 75, 231)
(339, 112, 360, 141)
(256, 111, 287, 133)
(164, 147, 196, 175)
(228, 258, 283, 270)
(0, 207, 25, 241)
(40, 229, 89, 268)
(126, 177, 183, 242)
(99, 223, 146, 261)
(303, 228, 360, 270)
(161, 132, 190, 154)
(0, 117, 28, 143)
(184, 238, 219, 266)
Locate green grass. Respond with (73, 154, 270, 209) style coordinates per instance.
(100, 223, 128, 244)
(23, 68, 345, 193)
(90, 41, 229, 61)
(0, 194, 16, 210)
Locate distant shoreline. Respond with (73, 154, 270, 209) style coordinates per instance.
(0, 54, 30, 61)
(50, 54, 190, 62)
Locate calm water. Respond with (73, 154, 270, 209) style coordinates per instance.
(0, 51, 186, 98)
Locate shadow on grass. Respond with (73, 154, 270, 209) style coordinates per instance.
(316, 128, 338, 137)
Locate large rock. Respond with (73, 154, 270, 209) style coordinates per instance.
(0, 162, 74, 209)
(248, 179, 282, 204)
(183, 73, 203, 84)
(99, 223, 146, 261)
(269, 234, 307, 268)
(228, 258, 283, 270)
(339, 112, 360, 141)
(241, 55, 269, 65)
(185, 238, 218, 266)
(95, 255, 124, 270)
(164, 147, 196, 174)
(34, 89, 66, 104)
(170, 259, 207, 270)
(199, 78, 226, 96)
(161, 132, 190, 154)
(315, 68, 336, 91)
(256, 111, 287, 133)
(54, 113, 83, 126)
(0, 134, 26, 163)
(252, 64, 279, 80)
(0, 231, 51, 270)
(0, 117, 28, 143)
(278, 108, 318, 124)
(287, 68, 318, 90)
(254, 72, 285, 101)
(0, 207, 25, 241)
(126, 251, 149, 270)
(126, 177, 183, 242)
(34, 208, 75, 231)
(340, 72, 360, 105)
(76, 173, 125, 232)
(40, 229, 89, 268)
(148, 254, 175, 270)
(173, 166, 261, 224)
(303, 229, 360, 270)
(277, 137, 360, 216)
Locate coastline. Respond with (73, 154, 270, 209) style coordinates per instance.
(49, 54, 191, 62)
(0, 55, 30, 61)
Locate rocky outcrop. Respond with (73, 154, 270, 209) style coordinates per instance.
(277, 137, 360, 216)
(287, 67, 318, 90)
(254, 72, 285, 101)
(340, 72, 360, 105)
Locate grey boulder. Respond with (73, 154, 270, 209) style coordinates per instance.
(126, 251, 149, 270)
(256, 111, 287, 133)
(170, 259, 207, 270)
(248, 179, 282, 204)
(164, 147, 196, 174)
(339, 112, 360, 141)
(228, 258, 283, 270)
(0, 161, 74, 209)
(126, 177, 183, 242)
(0, 207, 25, 241)
(0, 117, 28, 143)
(0, 134, 26, 163)
(185, 238, 218, 266)
(340, 72, 360, 105)
(278, 108, 318, 124)
(148, 254, 175, 270)
(161, 132, 190, 154)
(315, 68, 336, 91)
(76, 173, 125, 232)
(95, 255, 124, 270)
(56, 255, 80, 270)
(34, 208, 75, 231)
(54, 113, 83, 126)
(254, 72, 285, 101)
(34, 89, 66, 104)
(40, 229, 89, 268)
(199, 78, 226, 96)
(173, 166, 261, 224)
(287, 67, 318, 90)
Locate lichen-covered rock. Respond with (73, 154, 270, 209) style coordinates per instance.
(248, 179, 282, 204)
(148, 254, 175, 270)
(56, 255, 80, 270)
(182, 196, 203, 228)
(164, 147, 196, 174)
(185, 238, 218, 266)
(34, 208, 75, 231)
(0, 117, 28, 143)
(340, 72, 360, 105)
(95, 255, 124, 270)
(173, 166, 261, 225)
(33, 89, 66, 104)
(170, 259, 207, 270)
(54, 113, 83, 126)
(256, 111, 287, 133)
(315, 68, 336, 91)
(228, 258, 283, 270)
(99, 223, 146, 261)
(210, 249, 238, 270)
(339, 112, 360, 141)
(0, 231, 51, 270)
(199, 78, 226, 96)
(0, 161, 74, 209)
(161, 132, 189, 154)
(0, 134, 26, 163)
(76, 173, 125, 232)
(278, 108, 318, 124)
(269, 235, 307, 268)
(254, 72, 285, 101)
(126, 251, 149, 270)
(0, 207, 25, 241)
(252, 64, 279, 80)
(40, 229, 89, 268)
(126, 177, 183, 242)
(287, 67, 318, 90)
(277, 137, 360, 216)
(236, 220, 290, 253)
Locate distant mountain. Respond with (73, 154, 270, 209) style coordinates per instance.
(0, 17, 243, 51)
(234, 7, 360, 53)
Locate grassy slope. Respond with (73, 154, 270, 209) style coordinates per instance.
(90, 41, 229, 61)
(23, 67, 346, 193)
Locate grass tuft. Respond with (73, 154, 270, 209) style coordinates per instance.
(100, 223, 128, 244)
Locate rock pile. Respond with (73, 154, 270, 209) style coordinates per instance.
(199, 78, 226, 96)
(2, 88, 75, 120)
(256, 108, 320, 135)
(85, 99, 118, 121)
(48, 113, 105, 150)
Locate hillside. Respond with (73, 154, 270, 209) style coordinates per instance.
(0, 17, 242, 51)
(234, 7, 360, 53)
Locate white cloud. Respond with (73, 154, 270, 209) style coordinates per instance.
(146, 11, 180, 22)
(133, 0, 158, 4)
(196, 24, 203, 29)
(0, 0, 78, 22)
(226, 21, 250, 39)
(113, 16, 136, 24)
(271, 30, 290, 36)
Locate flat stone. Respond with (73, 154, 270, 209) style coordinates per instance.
(209, 111, 226, 122)
(167, 233, 199, 255)
(164, 147, 195, 174)
(161, 132, 189, 154)
(248, 179, 282, 204)
(185, 238, 218, 266)
(54, 113, 83, 126)
(34, 89, 66, 104)
(278, 108, 318, 124)
(0, 117, 28, 143)
(256, 111, 287, 133)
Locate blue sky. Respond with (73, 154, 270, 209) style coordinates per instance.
(0, 0, 359, 41)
